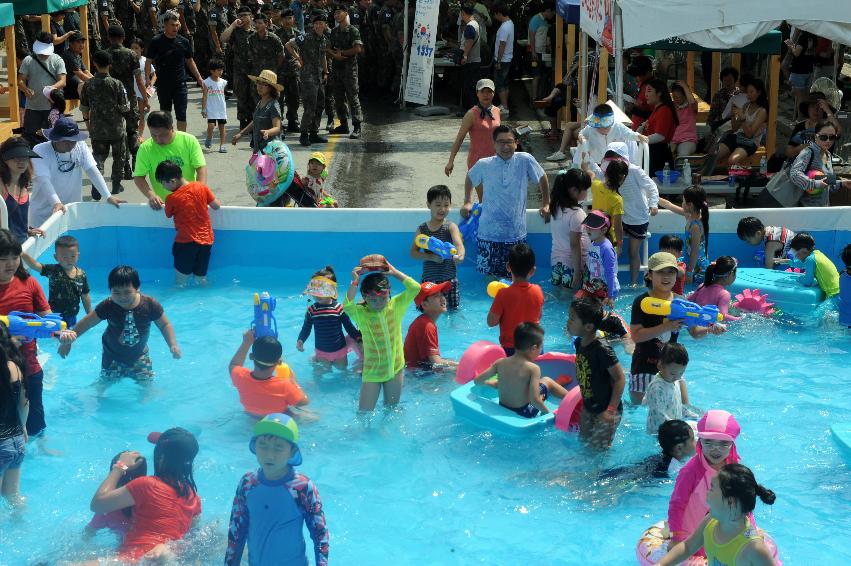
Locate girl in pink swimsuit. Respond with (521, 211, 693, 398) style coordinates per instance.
(687, 256, 741, 321)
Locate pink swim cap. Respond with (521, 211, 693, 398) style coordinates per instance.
(697, 410, 740, 442)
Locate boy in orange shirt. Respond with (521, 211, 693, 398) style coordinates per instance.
(158, 160, 221, 286)
(487, 243, 544, 355)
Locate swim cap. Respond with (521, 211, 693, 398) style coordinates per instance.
(249, 413, 302, 465)
(697, 410, 740, 442)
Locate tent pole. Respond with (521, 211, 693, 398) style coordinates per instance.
(79, 5, 90, 72)
(555, 15, 564, 127)
(566, 24, 576, 128)
(597, 47, 609, 103)
(399, 0, 408, 108)
(731, 53, 741, 73)
(614, 5, 623, 108)
(766, 54, 780, 157)
(579, 31, 587, 121)
(40, 14, 50, 33)
(5, 25, 19, 124)
(710, 52, 721, 99)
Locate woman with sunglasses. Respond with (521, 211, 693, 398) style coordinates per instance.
(791, 119, 847, 207)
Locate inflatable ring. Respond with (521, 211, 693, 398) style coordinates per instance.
(246, 139, 296, 206)
(635, 520, 781, 565)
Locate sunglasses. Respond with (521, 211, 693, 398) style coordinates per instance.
(816, 134, 838, 141)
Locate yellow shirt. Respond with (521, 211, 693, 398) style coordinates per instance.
(590, 179, 624, 244)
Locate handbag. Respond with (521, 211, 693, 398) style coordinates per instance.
(764, 147, 816, 207)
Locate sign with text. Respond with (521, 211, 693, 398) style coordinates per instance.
(580, 0, 613, 51)
(404, 0, 440, 105)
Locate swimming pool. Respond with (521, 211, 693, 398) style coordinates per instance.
(2, 204, 851, 564)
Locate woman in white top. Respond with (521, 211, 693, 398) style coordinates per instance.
(29, 118, 122, 229)
(715, 78, 768, 168)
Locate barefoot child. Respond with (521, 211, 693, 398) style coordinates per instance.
(158, 160, 222, 286)
(58, 265, 181, 381)
(409, 185, 465, 309)
(642, 343, 698, 435)
(474, 322, 567, 417)
(404, 281, 457, 369)
(658, 186, 710, 285)
(231, 329, 309, 418)
(85, 453, 147, 537)
(549, 169, 591, 291)
(343, 257, 420, 411)
(487, 243, 544, 356)
(202, 58, 228, 152)
(225, 414, 329, 566)
(22, 235, 91, 327)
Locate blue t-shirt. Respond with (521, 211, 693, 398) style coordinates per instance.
(467, 152, 545, 242)
(839, 271, 851, 326)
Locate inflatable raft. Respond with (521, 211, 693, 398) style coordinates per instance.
(728, 268, 824, 308)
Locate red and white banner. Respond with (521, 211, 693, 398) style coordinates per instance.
(580, 0, 613, 51)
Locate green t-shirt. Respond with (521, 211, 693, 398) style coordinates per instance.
(134, 131, 206, 200)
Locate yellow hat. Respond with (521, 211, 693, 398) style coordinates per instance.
(308, 151, 327, 166)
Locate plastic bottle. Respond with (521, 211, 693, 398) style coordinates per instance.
(682, 160, 692, 185)
(662, 162, 671, 186)
(759, 155, 767, 175)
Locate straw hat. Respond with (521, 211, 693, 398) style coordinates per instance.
(248, 70, 284, 92)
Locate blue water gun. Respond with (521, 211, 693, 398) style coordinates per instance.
(640, 297, 722, 328)
(252, 292, 278, 339)
(458, 203, 481, 242)
(414, 234, 457, 260)
(0, 312, 67, 342)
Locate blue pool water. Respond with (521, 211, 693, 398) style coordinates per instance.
(3, 226, 851, 565)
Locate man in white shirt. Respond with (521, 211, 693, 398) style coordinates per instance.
(493, 4, 513, 116)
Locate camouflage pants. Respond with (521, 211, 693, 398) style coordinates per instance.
(92, 134, 127, 187)
(324, 68, 335, 122)
(300, 76, 325, 135)
(124, 103, 140, 177)
(332, 62, 362, 124)
(282, 73, 301, 124)
(234, 72, 254, 124)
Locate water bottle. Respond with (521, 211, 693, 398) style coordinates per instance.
(759, 155, 767, 176)
(662, 162, 671, 186)
(682, 160, 692, 186)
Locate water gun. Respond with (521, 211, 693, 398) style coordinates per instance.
(319, 196, 337, 208)
(252, 292, 278, 339)
(415, 234, 457, 260)
(487, 279, 511, 298)
(640, 297, 722, 328)
(458, 203, 482, 242)
(0, 312, 67, 342)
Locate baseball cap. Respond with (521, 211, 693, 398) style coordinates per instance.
(581, 209, 611, 231)
(476, 78, 495, 92)
(414, 281, 452, 308)
(647, 252, 681, 273)
(249, 413, 303, 465)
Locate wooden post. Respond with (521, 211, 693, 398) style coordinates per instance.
(597, 47, 609, 103)
(710, 52, 721, 99)
(766, 54, 780, 156)
(41, 14, 50, 32)
(5, 25, 19, 124)
(79, 5, 90, 71)
(554, 15, 563, 127)
(579, 31, 587, 121)
(686, 52, 695, 90)
(731, 53, 741, 72)
(566, 24, 576, 126)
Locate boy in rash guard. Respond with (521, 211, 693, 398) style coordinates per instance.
(226, 413, 329, 566)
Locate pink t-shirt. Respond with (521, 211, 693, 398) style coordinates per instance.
(672, 104, 698, 144)
(687, 283, 740, 321)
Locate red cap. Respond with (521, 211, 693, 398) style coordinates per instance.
(414, 281, 452, 307)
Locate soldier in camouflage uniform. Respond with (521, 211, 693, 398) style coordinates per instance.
(106, 25, 147, 179)
(193, 0, 212, 77)
(135, 0, 159, 47)
(247, 13, 284, 107)
(276, 9, 302, 132)
(286, 10, 329, 146)
(350, 0, 374, 90)
(112, 0, 134, 44)
(328, 5, 363, 139)
(176, 0, 199, 53)
(96, 0, 117, 48)
(221, 5, 255, 128)
(80, 50, 132, 195)
(377, 0, 397, 93)
(86, 0, 102, 53)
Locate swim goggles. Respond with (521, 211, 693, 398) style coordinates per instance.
(363, 288, 390, 298)
(304, 276, 338, 299)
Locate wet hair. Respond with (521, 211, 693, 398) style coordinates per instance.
(111, 452, 148, 515)
(603, 157, 629, 193)
(508, 243, 535, 278)
(208, 58, 225, 71)
(55, 235, 79, 251)
(360, 272, 390, 296)
(790, 232, 815, 251)
(716, 463, 776, 514)
(0, 137, 33, 190)
(312, 265, 337, 281)
(0, 322, 27, 376)
(702, 256, 737, 287)
(155, 160, 183, 185)
(92, 49, 112, 68)
(0, 230, 29, 281)
(48, 88, 66, 113)
(842, 243, 851, 271)
(492, 124, 516, 141)
(570, 297, 603, 329)
(147, 110, 174, 130)
(426, 184, 452, 204)
(514, 321, 544, 351)
(252, 335, 283, 365)
(645, 78, 679, 127)
(736, 216, 764, 240)
(0, 323, 26, 403)
(660, 342, 689, 366)
(153, 428, 198, 499)
(659, 234, 684, 254)
(658, 419, 693, 469)
(719, 67, 739, 82)
(683, 185, 709, 254)
(107, 265, 141, 290)
(550, 169, 591, 218)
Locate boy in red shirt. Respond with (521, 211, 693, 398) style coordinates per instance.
(158, 160, 221, 286)
(487, 243, 544, 355)
(404, 281, 458, 369)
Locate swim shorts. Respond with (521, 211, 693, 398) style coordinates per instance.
(629, 372, 654, 394)
(500, 382, 548, 418)
(623, 222, 649, 240)
(100, 353, 155, 381)
(477, 237, 526, 278)
(551, 262, 577, 288)
(173, 241, 213, 276)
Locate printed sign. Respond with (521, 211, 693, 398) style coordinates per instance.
(404, 0, 440, 105)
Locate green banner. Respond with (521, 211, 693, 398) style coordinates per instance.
(0, 3, 14, 28)
(12, 0, 88, 16)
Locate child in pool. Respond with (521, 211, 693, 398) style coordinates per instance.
(404, 281, 457, 369)
(488, 243, 544, 356)
(599, 419, 696, 483)
(343, 257, 420, 411)
(21, 234, 91, 327)
(473, 322, 567, 418)
(658, 186, 710, 285)
(58, 265, 181, 381)
(629, 253, 726, 405)
(225, 413, 329, 566)
(657, 464, 776, 566)
(784, 232, 840, 297)
(643, 343, 699, 435)
(549, 169, 591, 291)
(580, 210, 619, 305)
(85, 453, 147, 538)
(736, 217, 796, 269)
(297, 266, 363, 370)
(839, 244, 851, 327)
(687, 256, 741, 321)
(566, 298, 626, 450)
(668, 410, 746, 554)
(574, 280, 635, 355)
(409, 185, 465, 309)
(658, 235, 687, 296)
(587, 154, 626, 256)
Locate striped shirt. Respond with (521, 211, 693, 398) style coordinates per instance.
(298, 301, 360, 353)
(419, 222, 457, 283)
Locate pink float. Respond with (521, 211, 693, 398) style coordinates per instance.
(732, 289, 776, 316)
